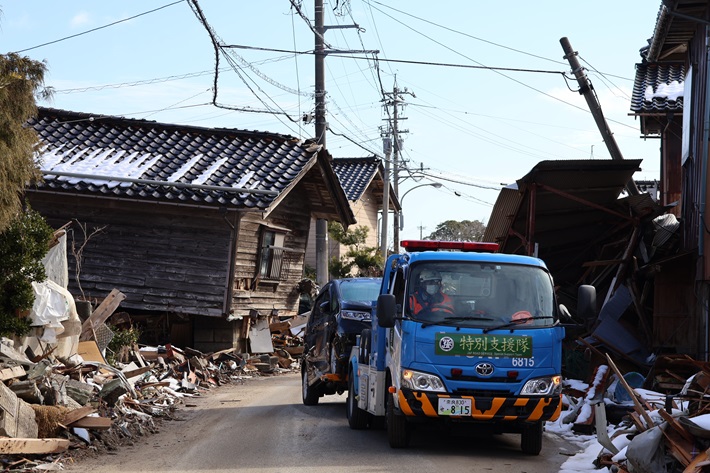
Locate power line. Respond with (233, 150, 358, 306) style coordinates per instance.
(12, 1, 186, 53)
(225, 44, 564, 74)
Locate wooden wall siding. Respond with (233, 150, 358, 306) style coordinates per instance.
(653, 254, 698, 355)
(27, 193, 234, 317)
(662, 120, 683, 216)
(231, 188, 310, 318)
(683, 30, 706, 257)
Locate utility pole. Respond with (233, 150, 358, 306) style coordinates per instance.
(560, 37, 640, 196)
(381, 136, 391, 259)
(314, 0, 328, 287)
(312, 0, 379, 286)
(382, 79, 413, 253)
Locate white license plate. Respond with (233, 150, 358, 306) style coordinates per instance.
(438, 398, 471, 416)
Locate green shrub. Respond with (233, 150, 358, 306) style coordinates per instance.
(0, 208, 53, 336)
(106, 325, 141, 366)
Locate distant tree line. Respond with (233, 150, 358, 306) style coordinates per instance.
(426, 219, 486, 242)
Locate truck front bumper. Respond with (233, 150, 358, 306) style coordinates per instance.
(397, 388, 562, 422)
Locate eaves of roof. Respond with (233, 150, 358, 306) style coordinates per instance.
(646, 1, 707, 63)
(631, 62, 685, 115)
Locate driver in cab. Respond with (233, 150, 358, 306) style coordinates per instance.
(409, 269, 455, 317)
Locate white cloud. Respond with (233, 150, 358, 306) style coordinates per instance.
(70, 11, 91, 28)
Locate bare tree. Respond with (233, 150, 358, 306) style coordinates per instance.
(70, 220, 108, 301)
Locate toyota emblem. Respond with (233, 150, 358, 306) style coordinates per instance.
(475, 362, 494, 376)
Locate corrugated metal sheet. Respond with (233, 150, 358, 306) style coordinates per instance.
(483, 159, 664, 294)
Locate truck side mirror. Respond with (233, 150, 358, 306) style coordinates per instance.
(577, 285, 597, 325)
(377, 294, 396, 328)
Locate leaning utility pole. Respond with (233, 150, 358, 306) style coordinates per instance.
(382, 80, 413, 253)
(560, 37, 640, 196)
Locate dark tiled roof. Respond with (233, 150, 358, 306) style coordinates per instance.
(332, 157, 380, 201)
(29, 107, 321, 210)
(631, 63, 684, 114)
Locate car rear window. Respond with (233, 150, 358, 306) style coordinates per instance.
(340, 279, 381, 302)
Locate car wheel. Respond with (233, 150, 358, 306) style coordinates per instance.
(301, 359, 320, 406)
(346, 371, 369, 429)
(386, 391, 410, 448)
(521, 421, 543, 455)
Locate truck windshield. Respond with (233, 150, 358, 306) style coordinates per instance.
(406, 262, 555, 329)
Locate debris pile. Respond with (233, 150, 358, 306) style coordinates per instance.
(557, 353, 710, 472)
(0, 285, 303, 472)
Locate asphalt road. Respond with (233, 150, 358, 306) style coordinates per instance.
(67, 372, 578, 473)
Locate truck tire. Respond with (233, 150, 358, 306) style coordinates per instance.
(521, 421, 543, 455)
(359, 329, 371, 364)
(301, 360, 320, 406)
(346, 371, 369, 429)
(386, 391, 410, 448)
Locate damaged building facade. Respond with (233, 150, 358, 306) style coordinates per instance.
(24, 107, 355, 354)
(484, 0, 710, 374)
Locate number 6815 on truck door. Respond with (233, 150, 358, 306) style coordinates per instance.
(511, 357, 535, 367)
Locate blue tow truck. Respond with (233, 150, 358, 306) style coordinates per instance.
(346, 240, 584, 455)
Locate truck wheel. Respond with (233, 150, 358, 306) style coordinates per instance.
(359, 329, 371, 364)
(386, 392, 410, 448)
(521, 421, 543, 455)
(301, 360, 319, 406)
(346, 371, 369, 429)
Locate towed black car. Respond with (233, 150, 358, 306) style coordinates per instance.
(301, 277, 381, 405)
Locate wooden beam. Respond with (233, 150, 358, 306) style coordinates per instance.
(79, 289, 126, 341)
(62, 406, 96, 426)
(605, 354, 655, 428)
(0, 438, 70, 455)
(67, 416, 112, 430)
(0, 365, 26, 381)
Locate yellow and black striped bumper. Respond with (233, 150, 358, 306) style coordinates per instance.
(397, 389, 562, 422)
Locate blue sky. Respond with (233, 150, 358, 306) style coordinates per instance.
(3, 1, 663, 243)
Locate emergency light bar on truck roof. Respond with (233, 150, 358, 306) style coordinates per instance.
(401, 240, 499, 253)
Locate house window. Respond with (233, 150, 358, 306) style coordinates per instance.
(258, 228, 288, 280)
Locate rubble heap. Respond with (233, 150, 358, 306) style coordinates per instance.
(0, 290, 303, 472)
(558, 353, 710, 473)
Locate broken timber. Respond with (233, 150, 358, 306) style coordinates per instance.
(0, 438, 70, 455)
(79, 289, 126, 342)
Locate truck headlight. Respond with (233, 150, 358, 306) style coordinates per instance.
(521, 375, 562, 396)
(341, 310, 371, 321)
(401, 369, 446, 392)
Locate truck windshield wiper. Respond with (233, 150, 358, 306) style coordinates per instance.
(444, 315, 495, 321)
(482, 316, 554, 333)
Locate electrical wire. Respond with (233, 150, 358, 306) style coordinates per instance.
(12, 1, 186, 53)
(363, 0, 567, 67)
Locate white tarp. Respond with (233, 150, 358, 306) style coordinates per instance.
(41, 232, 69, 289)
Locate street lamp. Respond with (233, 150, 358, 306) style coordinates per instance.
(398, 182, 443, 231)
